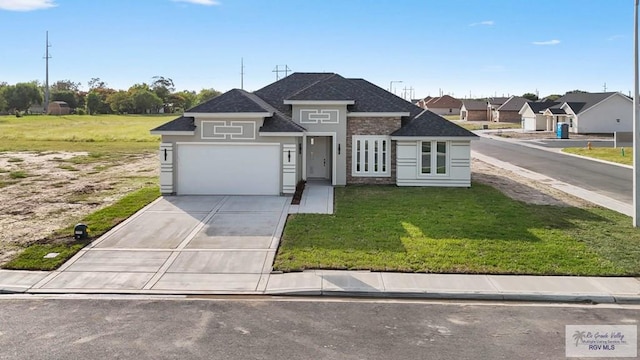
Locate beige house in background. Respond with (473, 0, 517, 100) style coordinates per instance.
(460, 99, 488, 121)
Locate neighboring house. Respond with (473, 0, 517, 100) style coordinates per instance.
(47, 101, 71, 115)
(460, 99, 488, 121)
(486, 97, 509, 122)
(416, 96, 432, 109)
(523, 92, 632, 134)
(424, 95, 462, 115)
(494, 96, 528, 123)
(519, 100, 558, 131)
(151, 72, 478, 196)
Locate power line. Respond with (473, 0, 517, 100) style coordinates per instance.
(272, 65, 291, 81)
(240, 58, 244, 90)
(43, 31, 51, 113)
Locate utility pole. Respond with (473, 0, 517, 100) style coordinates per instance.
(44, 31, 51, 114)
(603, 82, 608, 92)
(240, 58, 244, 90)
(389, 80, 402, 94)
(634, 0, 640, 227)
(272, 65, 291, 81)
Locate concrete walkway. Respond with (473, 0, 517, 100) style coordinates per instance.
(289, 180, 334, 214)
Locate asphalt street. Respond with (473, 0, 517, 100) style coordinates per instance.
(0, 297, 637, 360)
(473, 137, 632, 204)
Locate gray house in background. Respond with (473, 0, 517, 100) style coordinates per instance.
(519, 92, 632, 133)
(151, 73, 477, 196)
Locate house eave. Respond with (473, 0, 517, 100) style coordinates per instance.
(150, 130, 195, 136)
(283, 100, 355, 105)
(348, 112, 411, 117)
(391, 136, 478, 141)
(259, 132, 304, 137)
(183, 112, 272, 118)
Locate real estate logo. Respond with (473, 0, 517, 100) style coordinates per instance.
(566, 325, 637, 358)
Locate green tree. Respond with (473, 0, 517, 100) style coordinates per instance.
(196, 88, 221, 105)
(0, 82, 8, 112)
(131, 88, 162, 114)
(3, 82, 43, 112)
(151, 76, 175, 109)
(106, 90, 134, 114)
(545, 94, 562, 101)
(86, 91, 101, 115)
(51, 79, 81, 92)
(50, 90, 78, 109)
(565, 89, 587, 94)
(522, 92, 539, 101)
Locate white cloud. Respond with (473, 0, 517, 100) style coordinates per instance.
(0, 0, 56, 11)
(172, 0, 219, 5)
(608, 34, 624, 41)
(470, 20, 494, 27)
(532, 39, 561, 46)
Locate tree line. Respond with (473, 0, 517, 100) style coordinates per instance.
(0, 76, 221, 116)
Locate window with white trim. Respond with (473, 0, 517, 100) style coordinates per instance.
(352, 136, 390, 176)
(420, 141, 448, 175)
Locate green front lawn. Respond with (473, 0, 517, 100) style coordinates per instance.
(274, 185, 640, 275)
(562, 147, 633, 166)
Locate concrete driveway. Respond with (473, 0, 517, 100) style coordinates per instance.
(29, 195, 290, 294)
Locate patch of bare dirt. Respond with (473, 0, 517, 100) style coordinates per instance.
(471, 159, 592, 208)
(0, 151, 158, 265)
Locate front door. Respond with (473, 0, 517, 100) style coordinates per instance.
(307, 136, 330, 179)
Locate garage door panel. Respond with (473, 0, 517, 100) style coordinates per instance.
(177, 144, 280, 195)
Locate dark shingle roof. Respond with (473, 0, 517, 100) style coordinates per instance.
(554, 92, 618, 114)
(527, 100, 558, 113)
(488, 97, 510, 105)
(155, 72, 476, 137)
(497, 96, 528, 112)
(260, 113, 306, 133)
(461, 99, 487, 111)
(151, 116, 195, 132)
(187, 88, 272, 113)
(391, 110, 478, 137)
(547, 108, 567, 115)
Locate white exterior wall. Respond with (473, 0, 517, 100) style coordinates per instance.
(160, 116, 302, 195)
(396, 139, 472, 187)
(574, 95, 633, 134)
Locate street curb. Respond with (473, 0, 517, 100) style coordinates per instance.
(475, 131, 632, 170)
(268, 290, 640, 304)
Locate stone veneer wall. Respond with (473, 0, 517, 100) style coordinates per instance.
(346, 117, 401, 185)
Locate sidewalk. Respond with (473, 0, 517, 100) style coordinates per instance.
(2, 269, 639, 303)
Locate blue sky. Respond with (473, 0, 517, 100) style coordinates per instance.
(0, 0, 634, 99)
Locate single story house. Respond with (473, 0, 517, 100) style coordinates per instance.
(424, 95, 462, 115)
(47, 101, 71, 115)
(519, 100, 558, 131)
(460, 99, 488, 121)
(487, 97, 509, 122)
(151, 72, 478, 196)
(520, 92, 632, 133)
(494, 96, 527, 123)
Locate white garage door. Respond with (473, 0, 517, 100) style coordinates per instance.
(177, 144, 280, 195)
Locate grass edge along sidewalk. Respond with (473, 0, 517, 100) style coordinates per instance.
(562, 147, 632, 166)
(3, 186, 160, 271)
(275, 184, 640, 276)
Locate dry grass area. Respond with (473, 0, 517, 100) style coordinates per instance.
(471, 159, 591, 208)
(494, 130, 613, 140)
(0, 151, 157, 265)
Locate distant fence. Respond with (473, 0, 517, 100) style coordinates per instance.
(614, 132, 633, 148)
